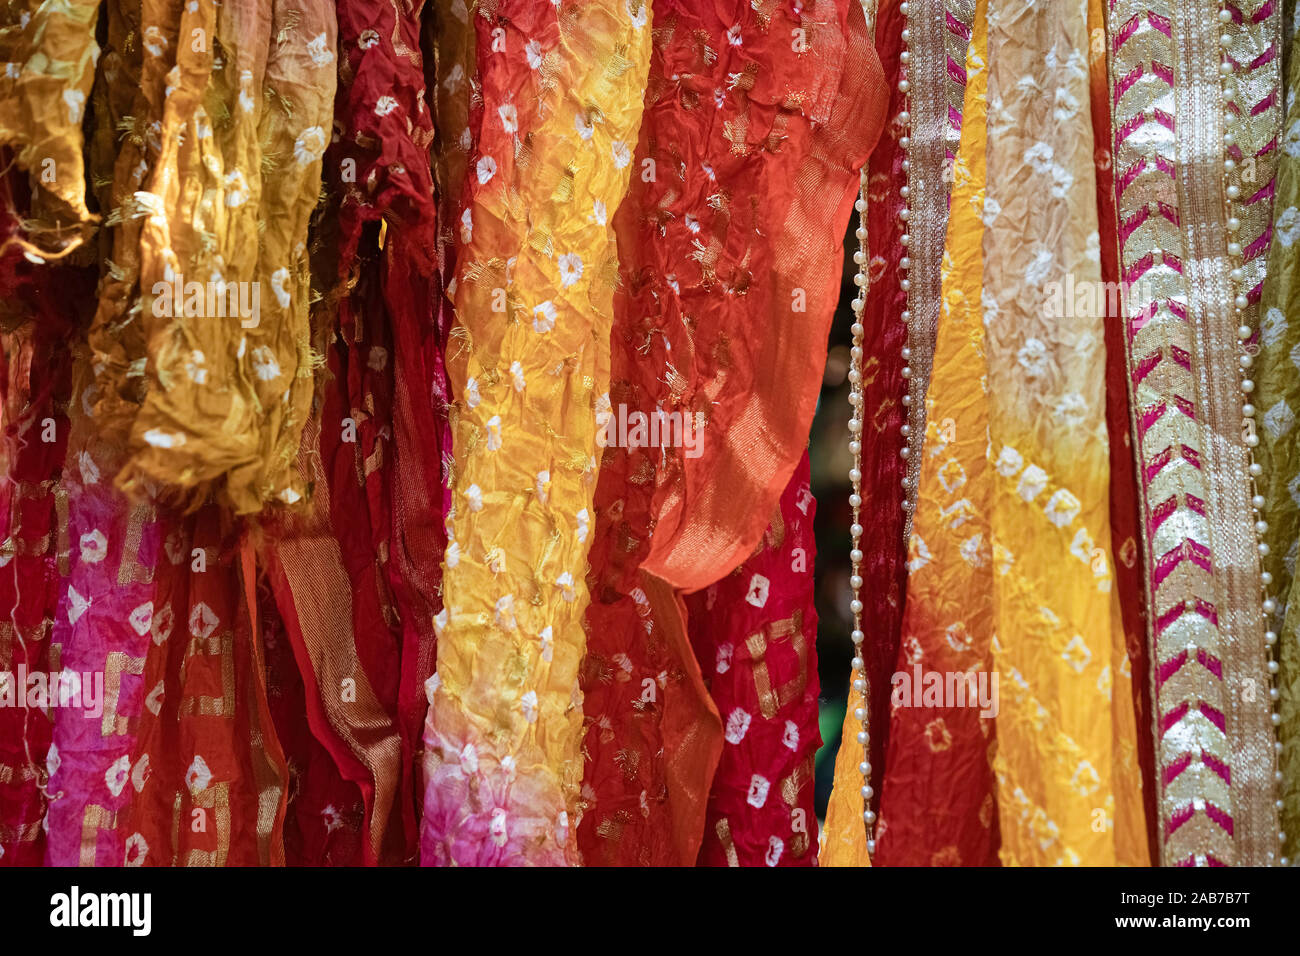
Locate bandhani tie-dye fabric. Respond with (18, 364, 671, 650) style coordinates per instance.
(1255, 0, 1300, 867)
(578, 0, 883, 867)
(0, 0, 101, 260)
(419, 0, 653, 866)
(88, 0, 336, 516)
(686, 454, 821, 868)
(0, 206, 90, 865)
(820, 0, 976, 865)
(979, 0, 1146, 866)
(261, 0, 448, 867)
(867, 0, 995, 866)
(0, 0, 1295, 876)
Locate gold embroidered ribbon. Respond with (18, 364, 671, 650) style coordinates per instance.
(1108, 0, 1282, 865)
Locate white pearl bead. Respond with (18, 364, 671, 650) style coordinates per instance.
(852, 656, 864, 670)
(1262, 571, 1273, 585)
(1264, 598, 1277, 614)
(849, 468, 861, 482)
(849, 493, 862, 507)
(1220, 33, 1232, 46)
(1251, 463, 1263, 477)
(898, 80, 910, 94)
(1219, 8, 1231, 21)
(1220, 61, 1233, 75)
(866, 839, 876, 854)
(1259, 542, 1270, 556)
(850, 574, 863, 589)
(1253, 495, 1266, 509)
(1239, 325, 1252, 339)
(1256, 520, 1268, 535)
(850, 599, 864, 614)
(858, 761, 871, 776)
(854, 708, 866, 721)
(851, 549, 863, 562)
(1266, 630, 1278, 645)
(851, 523, 863, 537)
(1241, 379, 1254, 392)
(1228, 216, 1241, 231)
(857, 731, 868, 744)
(861, 785, 874, 800)
(1228, 241, 1242, 256)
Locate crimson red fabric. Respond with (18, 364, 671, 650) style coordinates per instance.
(686, 454, 821, 867)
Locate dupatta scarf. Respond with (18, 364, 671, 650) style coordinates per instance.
(262, 0, 446, 867)
(419, 0, 652, 866)
(1109, 0, 1284, 864)
(85, 0, 335, 516)
(578, 0, 883, 866)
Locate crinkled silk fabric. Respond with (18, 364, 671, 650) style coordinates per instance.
(419, 0, 652, 866)
(1256, 0, 1300, 867)
(868, 1, 994, 865)
(979, 0, 1146, 866)
(0, 0, 102, 259)
(686, 454, 821, 867)
(577, 0, 882, 866)
(88, 0, 336, 515)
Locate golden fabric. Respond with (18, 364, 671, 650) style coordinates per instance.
(827, 0, 1148, 866)
(981, 0, 1146, 866)
(87, 0, 336, 515)
(0, 0, 102, 260)
(1256, 0, 1300, 866)
(419, 0, 652, 865)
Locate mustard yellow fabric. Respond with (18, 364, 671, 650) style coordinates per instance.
(1256, 0, 1300, 866)
(0, 0, 102, 260)
(981, 0, 1146, 866)
(419, 1, 652, 865)
(823, 0, 1147, 866)
(88, 0, 336, 515)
